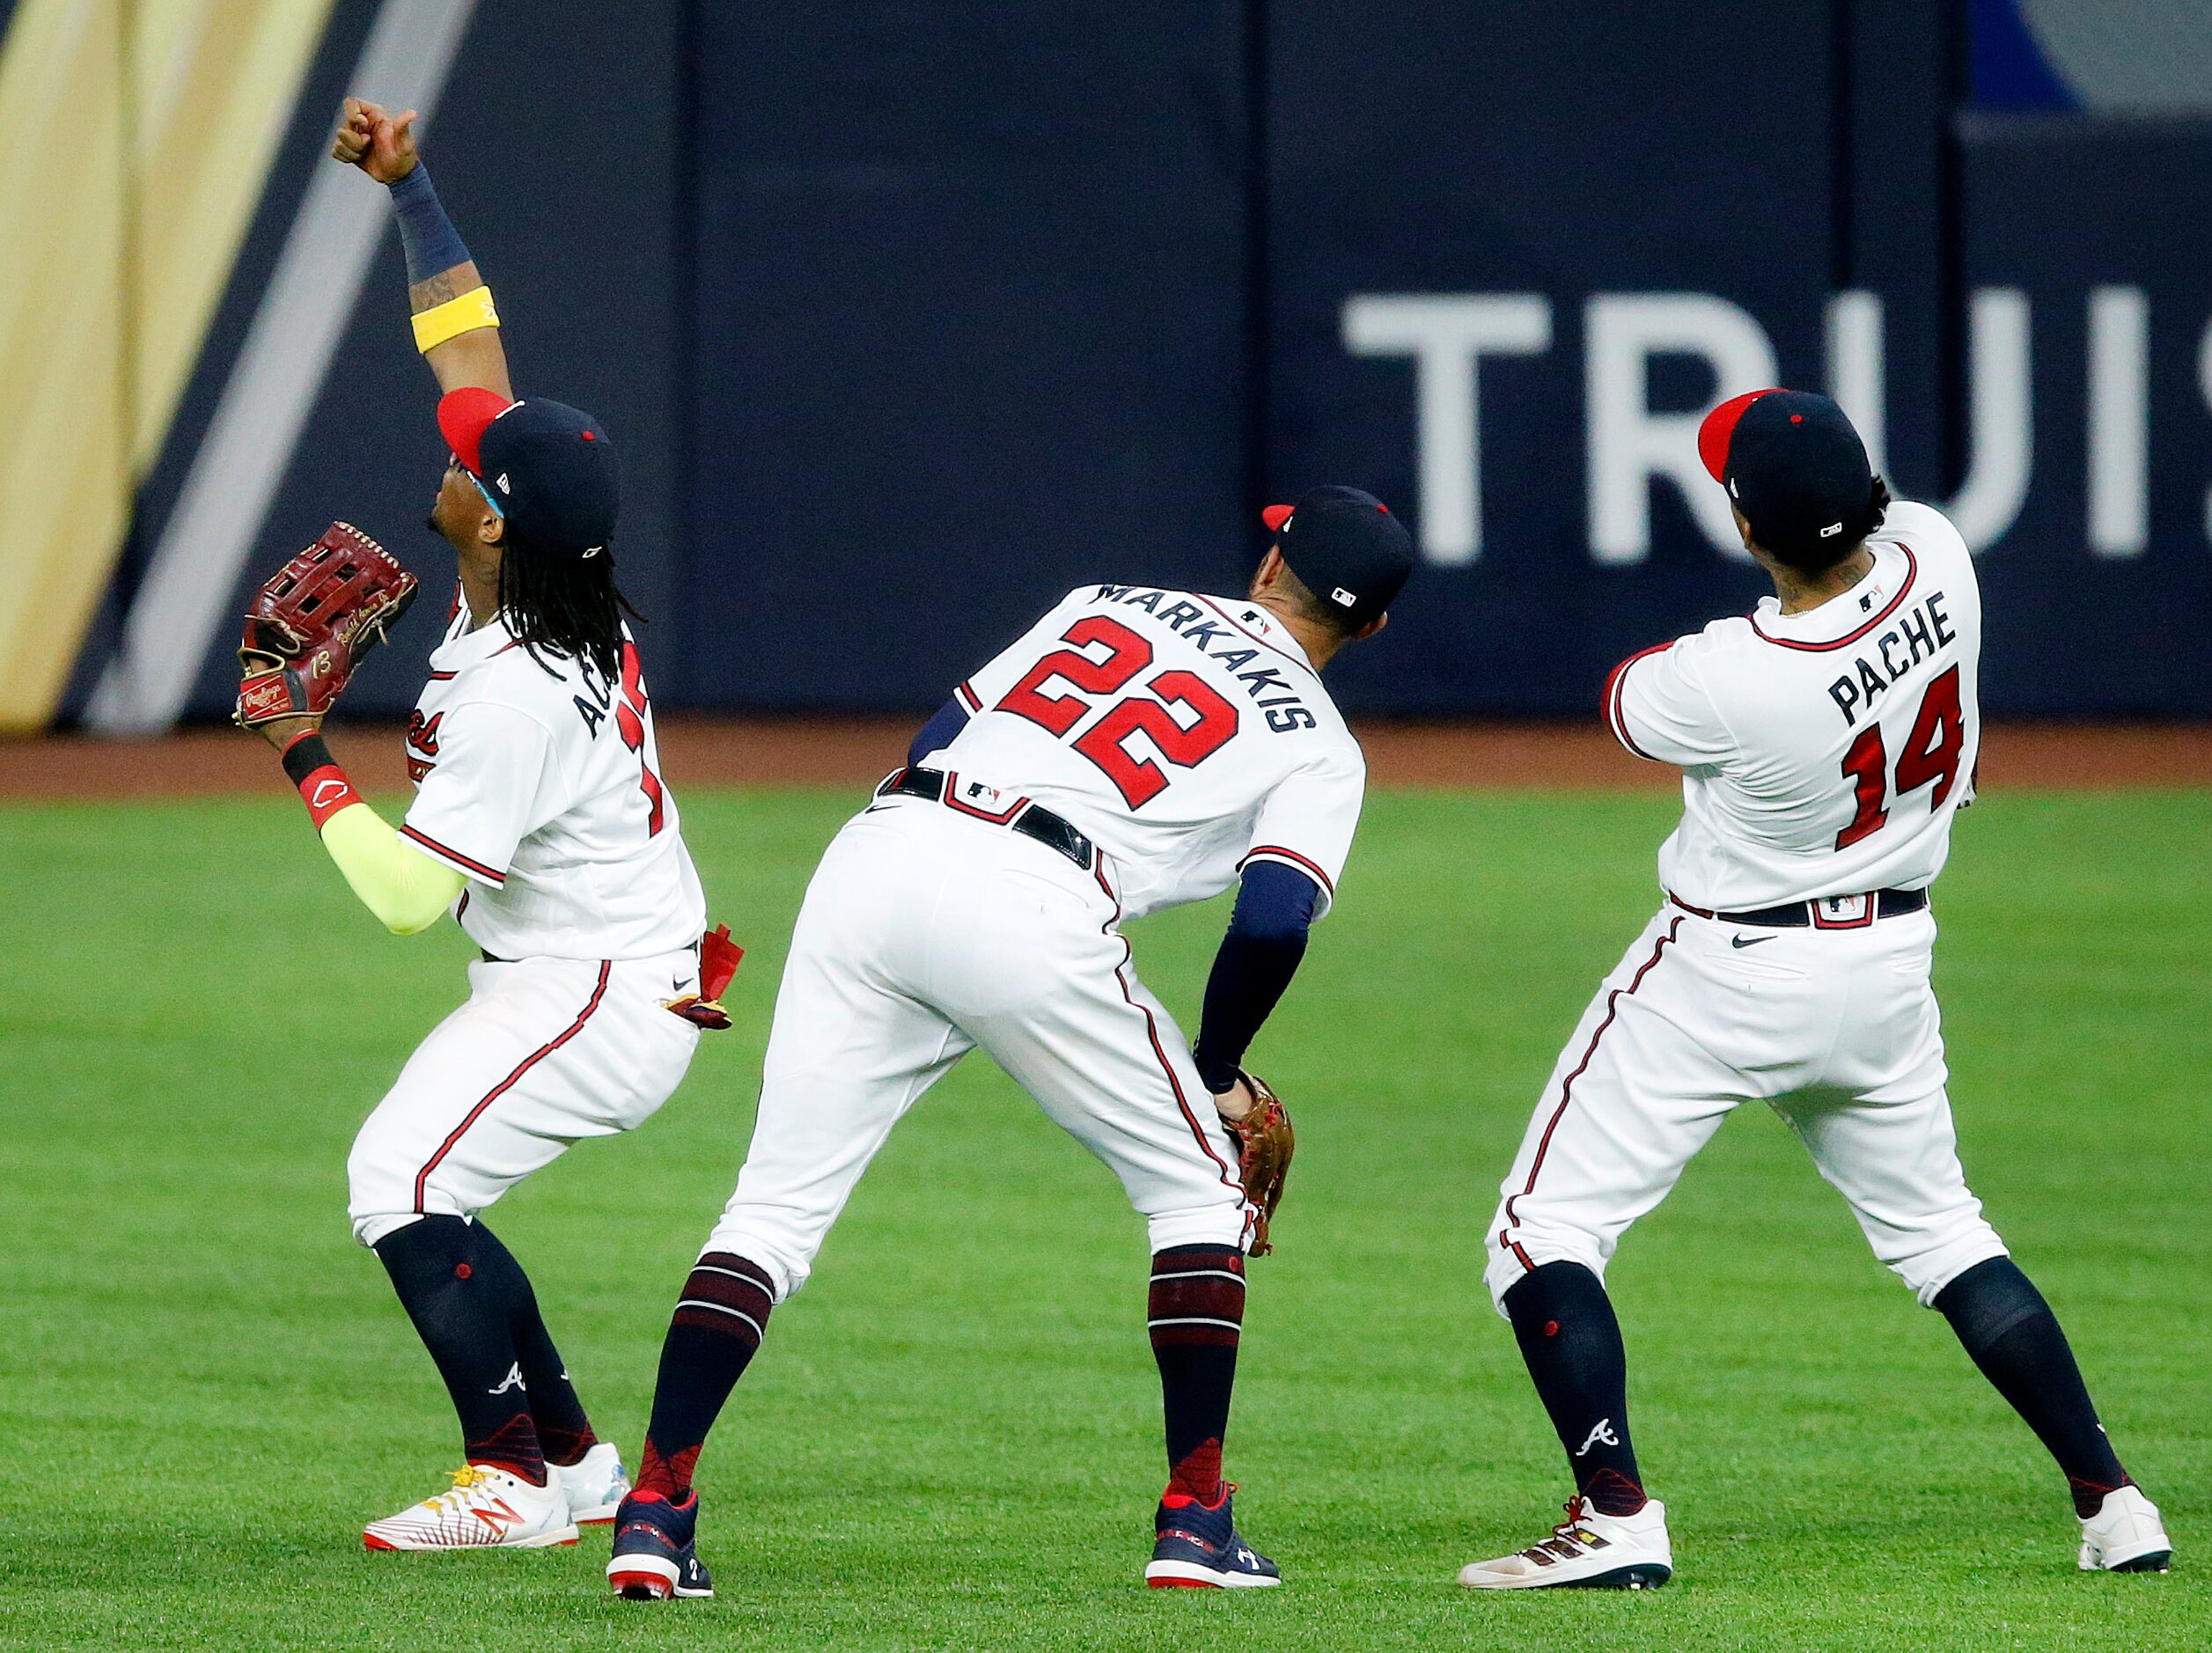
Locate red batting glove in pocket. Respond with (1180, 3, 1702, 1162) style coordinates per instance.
(665, 923, 744, 1029)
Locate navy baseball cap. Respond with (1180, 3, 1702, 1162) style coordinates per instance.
(1698, 388, 1882, 563)
(438, 388, 620, 560)
(1260, 485, 1415, 628)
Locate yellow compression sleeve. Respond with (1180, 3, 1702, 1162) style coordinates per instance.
(320, 803, 469, 935)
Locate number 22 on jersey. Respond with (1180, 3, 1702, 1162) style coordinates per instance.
(996, 616, 1239, 807)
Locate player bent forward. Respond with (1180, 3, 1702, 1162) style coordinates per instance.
(603, 490, 1415, 1599)
(235, 100, 733, 1551)
(1461, 390, 2169, 1589)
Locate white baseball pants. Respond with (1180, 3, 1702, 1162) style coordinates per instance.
(705, 799, 1253, 1300)
(349, 949, 702, 1247)
(1486, 901, 2007, 1312)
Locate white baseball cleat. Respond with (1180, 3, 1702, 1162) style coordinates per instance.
(556, 1443, 631, 1525)
(2078, 1485, 2172, 1573)
(1457, 1495, 1672, 1591)
(363, 1464, 579, 1551)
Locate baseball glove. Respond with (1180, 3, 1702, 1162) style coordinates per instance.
(234, 522, 418, 727)
(1219, 1069, 1295, 1256)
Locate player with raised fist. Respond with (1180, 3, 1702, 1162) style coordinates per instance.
(232, 98, 737, 1553)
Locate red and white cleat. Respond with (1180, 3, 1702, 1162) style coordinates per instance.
(1456, 1495, 1672, 1591)
(363, 1464, 578, 1551)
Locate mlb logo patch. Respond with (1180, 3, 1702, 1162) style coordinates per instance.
(1812, 892, 1874, 929)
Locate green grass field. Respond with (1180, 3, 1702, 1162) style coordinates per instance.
(2, 784, 2205, 1650)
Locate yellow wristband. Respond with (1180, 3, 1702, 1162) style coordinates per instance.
(410, 285, 500, 354)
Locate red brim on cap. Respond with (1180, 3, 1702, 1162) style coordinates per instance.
(437, 386, 515, 476)
(1260, 503, 1295, 533)
(1697, 387, 1785, 483)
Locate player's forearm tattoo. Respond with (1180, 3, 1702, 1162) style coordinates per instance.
(407, 263, 476, 315)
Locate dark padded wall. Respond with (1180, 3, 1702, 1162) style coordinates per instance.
(678, 3, 1253, 710)
(1958, 116, 2212, 715)
(111, 0, 2212, 721)
(1263, 1, 1837, 713)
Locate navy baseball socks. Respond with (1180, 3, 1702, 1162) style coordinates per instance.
(360, 1216, 614, 1550)
(1451, 1263, 1674, 1589)
(613, 1245, 1284, 1591)
(1145, 1246, 1277, 1587)
(1935, 1256, 2166, 1561)
(377, 1216, 570, 1484)
(1504, 1262, 1649, 1517)
(610, 1252, 775, 1599)
(1482, 1255, 2167, 1580)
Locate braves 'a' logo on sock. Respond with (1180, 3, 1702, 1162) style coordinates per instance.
(488, 1363, 528, 1396)
(1575, 1417, 1620, 1457)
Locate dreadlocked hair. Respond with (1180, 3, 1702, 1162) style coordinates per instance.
(496, 533, 642, 682)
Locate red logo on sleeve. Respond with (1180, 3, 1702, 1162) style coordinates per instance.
(406, 709, 444, 782)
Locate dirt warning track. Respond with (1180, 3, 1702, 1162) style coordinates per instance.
(2, 718, 2208, 804)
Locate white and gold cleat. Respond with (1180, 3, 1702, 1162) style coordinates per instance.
(1457, 1495, 1672, 1590)
(363, 1464, 579, 1551)
(2078, 1485, 2172, 1574)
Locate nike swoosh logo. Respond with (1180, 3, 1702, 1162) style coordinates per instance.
(1731, 935, 1775, 949)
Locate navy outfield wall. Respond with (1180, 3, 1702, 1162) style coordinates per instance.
(110, 2, 2212, 722)
(1956, 116, 2212, 715)
(1261, 0, 1838, 714)
(673, 2, 1256, 712)
(681, 3, 2212, 717)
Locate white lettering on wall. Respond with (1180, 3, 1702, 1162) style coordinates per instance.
(1826, 290, 1886, 474)
(1347, 285, 2187, 563)
(1341, 294, 1552, 564)
(2087, 285, 2148, 558)
(1944, 289, 2032, 552)
(1585, 293, 1777, 564)
(2200, 311, 2212, 548)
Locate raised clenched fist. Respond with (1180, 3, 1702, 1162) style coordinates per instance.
(331, 96, 419, 185)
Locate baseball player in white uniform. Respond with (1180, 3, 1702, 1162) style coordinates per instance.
(602, 489, 1415, 1600)
(1459, 390, 2171, 1589)
(239, 101, 733, 1552)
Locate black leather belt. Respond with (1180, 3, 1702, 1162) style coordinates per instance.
(1672, 888, 1929, 929)
(481, 939, 701, 966)
(875, 766, 1097, 871)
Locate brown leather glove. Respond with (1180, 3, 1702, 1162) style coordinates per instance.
(1219, 1069, 1294, 1256)
(235, 522, 418, 727)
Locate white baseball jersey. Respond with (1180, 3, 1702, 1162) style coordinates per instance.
(399, 602, 706, 960)
(1487, 498, 2008, 1318)
(921, 584, 1366, 921)
(1604, 501, 1981, 911)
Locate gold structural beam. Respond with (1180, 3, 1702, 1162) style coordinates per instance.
(0, 0, 335, 731)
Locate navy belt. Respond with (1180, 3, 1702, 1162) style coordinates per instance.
(1670, 888, 1929, 929)
(480, 938, 701, 966)
(875, 766, 1097, 871)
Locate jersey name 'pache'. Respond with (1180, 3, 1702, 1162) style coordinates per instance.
(921, 584, 1365, 922)
(1606, 499, 1982, 911)
(401, 603, 706, 959)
